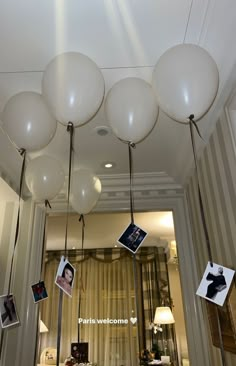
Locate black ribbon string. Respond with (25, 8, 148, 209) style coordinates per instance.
(132, 255, 141, 362)
(8, 148, 26, 295)
(128, 142, 135, 224)
(64, 122, 74, 257)
(77, 214, 85, 344)
(56, 122, 74, 366)
(189, 115, 226, 366)
(189, 116, 213, 266)
(33, 200, 52, 366)
(0, 148, 26, 363)
(127, 142, 141, 362)
(39, 200, 51, 280)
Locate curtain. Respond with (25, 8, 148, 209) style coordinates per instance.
(39, 247, 172, 365)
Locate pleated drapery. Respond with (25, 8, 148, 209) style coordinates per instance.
(39, 247, 171, 365)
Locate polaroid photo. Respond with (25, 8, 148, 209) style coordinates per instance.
(0, 294, 20, 329)
(31, 280, 48, 303)
(117, 222, 148, 254)
(55, 256, 76, 297)
(196, 261, 235, 306)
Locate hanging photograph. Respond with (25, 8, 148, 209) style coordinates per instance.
(0, 294, 20, 329)
(196, 261, 235, 306)
(117, 222, 148, 254)
(55, 256, 76, 297)
(31, 280, 48, 303)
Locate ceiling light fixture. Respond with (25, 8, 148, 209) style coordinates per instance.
(105, 163, 113, 168)
(102, 161, 116, 169)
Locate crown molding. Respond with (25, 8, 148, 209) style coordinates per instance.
(40, 171, 184, 214)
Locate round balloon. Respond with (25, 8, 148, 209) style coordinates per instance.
(25, 155, 65, 201)
(2, 92, 57, 151)
(70, 168, 102, 214)
(152, 44, 219, 123)
(104, 77, 158, 143)
(42, 52, 105, 126)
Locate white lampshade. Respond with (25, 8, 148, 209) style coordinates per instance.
(154, 307, 175, 325)
(40, 320, 49, 333)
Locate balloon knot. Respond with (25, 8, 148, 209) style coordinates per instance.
(18, 148, 26, 156)
(188, 114, 195, 122)
(67, 121, 74, 132)
(129, 142, 136, 149)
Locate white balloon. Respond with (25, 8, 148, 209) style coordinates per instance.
(25, 155, 65, 201)
(152, 44, 219, 123)
(104, 77, 159, 143)
(2, 92, 57, 151)
(42, 52, 105, 126)
(71, 168, 102, 214)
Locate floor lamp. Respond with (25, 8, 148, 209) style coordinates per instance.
(153, 307, 178, 365)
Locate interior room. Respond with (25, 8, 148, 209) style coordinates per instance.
(0, 1, 236, 366)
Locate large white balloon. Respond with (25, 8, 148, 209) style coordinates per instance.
(2, 92, 57, 151)
(152, 44, 219, 123)
(25, 155, 65, 201)
(104, 77, 159, 143)
(71, 168, 102, 214)
(42, 52, 105, 126)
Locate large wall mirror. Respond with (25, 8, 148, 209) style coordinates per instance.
(36, 211, 189, 366)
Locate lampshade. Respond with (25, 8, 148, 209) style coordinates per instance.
(154, 306, 175, 324)
(40, 320, 49, 333)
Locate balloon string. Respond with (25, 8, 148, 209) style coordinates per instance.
(78, 214, 85, 343)
(128, 143, 135, 224)
(56, 122, 74, 366)
(64, 122, 74, 257)
(189, 116, 213, 267)
(39, 200, 52, 281)
(132, 254, 141, 360)
(56, 289, 63, 366)
(8, 148, 26, 295)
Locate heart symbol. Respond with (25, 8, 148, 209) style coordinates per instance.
(130, 317, 137, 324)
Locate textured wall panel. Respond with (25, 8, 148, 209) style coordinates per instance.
(186, 110, 236, 364)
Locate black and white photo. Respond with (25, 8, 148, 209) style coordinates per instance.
(196, 262, 235, 306)
(0, 294, 20, 329)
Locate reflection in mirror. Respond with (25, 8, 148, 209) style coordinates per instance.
(36, 211, 189, 366)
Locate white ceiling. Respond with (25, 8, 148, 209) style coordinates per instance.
(1, 0, 236, 188)
(0, 0, 236, 250)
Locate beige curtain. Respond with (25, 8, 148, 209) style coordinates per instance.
(40, 250, 139, 365)
(39, 247, 171, 365)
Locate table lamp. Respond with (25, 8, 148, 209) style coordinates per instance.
(153, 307, 175, 364)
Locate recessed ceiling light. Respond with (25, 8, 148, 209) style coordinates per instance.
(102, 161, 116, 169)
(105, 163, 113, 168)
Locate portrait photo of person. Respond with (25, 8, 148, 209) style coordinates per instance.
(0, 294, 20, 329)
(55, 256, 76, 297)
(196, 261, 235, 306)
(31, 280, 48, 303)
(117, 222, 148, 254)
